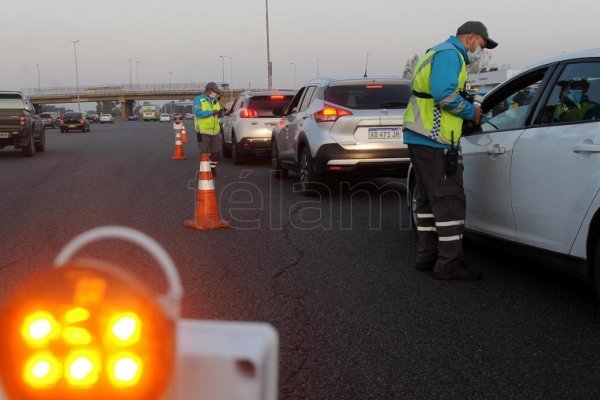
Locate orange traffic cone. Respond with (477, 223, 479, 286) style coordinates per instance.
(181, 126, 188, 143)
(184, 153, 229, 230)
(172, 131, 186, 160)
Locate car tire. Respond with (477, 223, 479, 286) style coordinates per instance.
(34, 128, 46, 152)
(271, 139, 288, 179)
(232, 133, 245, 165)
(21, 134, 35, 157)
(298, 147, 320, 195)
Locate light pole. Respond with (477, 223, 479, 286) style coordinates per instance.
(129, 59, 132, 90)
(289, 62, 296, 89)
(220, 55, 232, 99)
(70, 40, 81, 112)
(265, 0, 272, 89)
(317, 58, 320, 78)
(169, 72, 173, 89)
(219, 56, 225, 87)
(136, 61, 140, 87)
(36, 64, 41, 93)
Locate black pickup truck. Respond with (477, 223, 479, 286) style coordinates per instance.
(0, 91, 45, 157)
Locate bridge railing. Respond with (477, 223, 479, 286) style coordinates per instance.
(23, 83, 217, 98)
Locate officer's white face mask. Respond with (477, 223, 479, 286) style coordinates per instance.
(468, 47, 484, 63)
(209, 92, 218, 99)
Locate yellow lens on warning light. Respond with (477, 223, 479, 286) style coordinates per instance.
(64, 350, 101, 387)
(21, 311, 60, 347)
(108, 352, 142, 387)
(109, 312, 141, 346)
(23, 352, 61, 388)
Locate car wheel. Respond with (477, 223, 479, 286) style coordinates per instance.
(271, 139, 288, 179)
(298, 147, 319, 195)
(232, 133, 245, 165)
(21, 134, 35, 157)
(34, 128, 46, 152)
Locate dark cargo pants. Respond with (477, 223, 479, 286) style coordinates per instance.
(408, 144, 466, 273)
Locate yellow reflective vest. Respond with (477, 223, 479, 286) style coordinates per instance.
(404, 42, 469, 145)
(194, 95, 221, 135)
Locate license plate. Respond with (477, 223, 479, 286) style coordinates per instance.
(68, 125, 77, 128)
(0, 132, 9, 139)
(368, 128, 401, 139)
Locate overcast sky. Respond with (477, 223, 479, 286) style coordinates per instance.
(3, 0, 599, 92)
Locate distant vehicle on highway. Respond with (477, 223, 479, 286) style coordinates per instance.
(173, 113, 182, 121)
(184, 113, 194, 120)
(85, 113, 99, 123)
(99, 114, 114, 123)
(0, 91, 45, 156)
(39, 112, 59, 129)
(141, 105, 159, 121)
(59, 112, 90, 133)
(159, 113, 170, 122)
(127, 115, 139, 121)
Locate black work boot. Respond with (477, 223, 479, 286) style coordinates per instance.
(434, 262, 482, 281)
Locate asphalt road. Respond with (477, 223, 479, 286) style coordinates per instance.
(1, 121, 600, 399)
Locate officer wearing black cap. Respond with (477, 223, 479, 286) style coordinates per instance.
(193, 82, 222, 175)
(402, 21, 498, 280)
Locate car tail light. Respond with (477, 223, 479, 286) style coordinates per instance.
(270, 95, 284, 100)
(80, 119, 85, 124)
(240, 109, 258, 118)
(366, 85, 383, 89)
(19, 116, 26, 126)
(314, 106, 352, 123)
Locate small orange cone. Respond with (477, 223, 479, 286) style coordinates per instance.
(181, 126, 188, 143)
(184, 153, 229, 230)
(172, 131, 186, 160)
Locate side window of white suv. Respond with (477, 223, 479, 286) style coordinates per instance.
(538, 62, 600, 124)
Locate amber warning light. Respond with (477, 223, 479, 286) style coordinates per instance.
(0, 226, 183, 400)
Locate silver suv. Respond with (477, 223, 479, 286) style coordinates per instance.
(222, 90, 296, 164)
(271, 77, 412, 191)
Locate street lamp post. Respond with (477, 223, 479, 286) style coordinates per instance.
(220, 55, 232, 99)
(70, 40, 81, 112)
(136, 61, 140, 88)
(169, 72, 173, 89)
(265, 0, 272, 89)
(289, 62, 296, 90)
(36, 64, 41, 93)
(129, 59, 132, 90)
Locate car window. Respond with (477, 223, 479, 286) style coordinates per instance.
(246, 95, 294, 117)
(298, 86, 316, 112)
(0, 96, 24, 109)
(286, 87, 306, 115)
(64, 112, 82, 118)
(324, 83, 411, 109)
(481, 71, 545, 132)
(538, 62, 600, 124)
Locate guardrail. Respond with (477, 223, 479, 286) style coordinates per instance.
(22, 83, 218, 98)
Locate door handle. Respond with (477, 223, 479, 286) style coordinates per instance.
(573, 144, 600, 153)
(487, 146, 505, 155)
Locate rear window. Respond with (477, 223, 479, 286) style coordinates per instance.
(324, 84, 411, 110)
(247, 95, 294, 117)
(63, 112, 83, 118)
(0, 95, 25, 109)
(40, 113, 53, 118)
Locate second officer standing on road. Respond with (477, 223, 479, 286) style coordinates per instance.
(193, 82, 222, 176)
(403, 21, 498, 280)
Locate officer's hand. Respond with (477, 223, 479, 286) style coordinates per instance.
(471, 106, 483, 125)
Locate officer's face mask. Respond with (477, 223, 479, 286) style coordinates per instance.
(467, 35, 485, 63)
(209, 91, 218, 99)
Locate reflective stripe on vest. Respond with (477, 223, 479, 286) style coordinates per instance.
(403, 43, 468, 145)
(194, 97, 221, 134)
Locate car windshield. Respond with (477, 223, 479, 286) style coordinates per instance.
(247, 95, 294, 117)
(0, 96, 24, 109)
(40, 113, 52, 118)
(324, 84, 411, 109)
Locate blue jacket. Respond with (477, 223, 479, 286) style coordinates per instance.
(404, 36, 475, 148)
(193, 93, 218, 118)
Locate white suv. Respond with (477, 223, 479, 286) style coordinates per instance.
(408, 49, 600, 298)
(99, 114, 114, 123)
(271, 77, 412, 191)
(222, 90, 295, 164)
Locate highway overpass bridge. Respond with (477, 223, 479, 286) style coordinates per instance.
(23, 83, 260, 118)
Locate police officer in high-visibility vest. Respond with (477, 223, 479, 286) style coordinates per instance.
(193, 82, 222, 175)
(403, 21, 498, 280)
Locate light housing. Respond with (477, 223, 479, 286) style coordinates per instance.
(314, 106, 353, 123)
(0, 259, 175, 400)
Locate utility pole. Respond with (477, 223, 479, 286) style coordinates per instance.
(70, 40, 81, 112)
